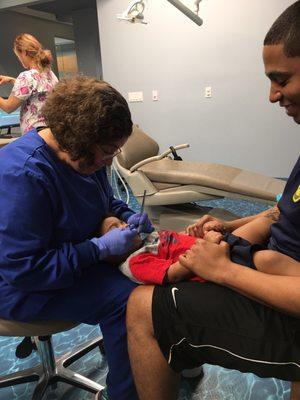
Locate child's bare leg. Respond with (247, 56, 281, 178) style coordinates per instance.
(164, 261, 194, 283)
(232, 216, 273, 245)
(253, 250, 300, 276)
(165, 231, 223, 284)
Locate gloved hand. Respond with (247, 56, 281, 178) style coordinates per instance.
(91, 226, 138, 260)
(127, 212, 154, 234)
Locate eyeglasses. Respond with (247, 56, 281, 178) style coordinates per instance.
(97, 144, 122, 160)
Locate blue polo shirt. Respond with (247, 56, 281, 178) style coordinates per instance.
(269, 156, 300, 261)
(0, 129, 134, 320)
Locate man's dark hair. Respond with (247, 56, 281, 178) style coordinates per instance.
(264, 1, 300, 57)
(42, 75, 133, 162)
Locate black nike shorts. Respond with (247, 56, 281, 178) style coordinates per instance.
(152, 236, 300, 381)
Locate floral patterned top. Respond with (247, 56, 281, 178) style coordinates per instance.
(12, 69, 58, 134)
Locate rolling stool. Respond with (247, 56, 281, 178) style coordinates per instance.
(0, 318, 105, 399)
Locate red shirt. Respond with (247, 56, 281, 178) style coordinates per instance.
(128, 230, 205, 285)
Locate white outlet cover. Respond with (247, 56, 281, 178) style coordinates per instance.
(152, 90, 158, 101)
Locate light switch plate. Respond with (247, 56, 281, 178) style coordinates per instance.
(128, 91, 144, 102)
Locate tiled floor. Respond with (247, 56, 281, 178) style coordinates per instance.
(0, 194, 291, 399)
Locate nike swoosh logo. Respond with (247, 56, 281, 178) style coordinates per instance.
(171, 287, 179, 308)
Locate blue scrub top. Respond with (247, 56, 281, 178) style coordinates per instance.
(0, 129, 134, 320)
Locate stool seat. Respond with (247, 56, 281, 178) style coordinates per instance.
(0, 318, 77, 336)
(0, 318, 105, 399)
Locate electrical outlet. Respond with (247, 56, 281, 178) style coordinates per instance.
(152, 90, 158, 101)
(205, 86, 212, 98)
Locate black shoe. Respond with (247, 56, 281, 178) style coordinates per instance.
(15, 336, 37, 359)
(181, 366, 203, 379)
(181, 367, 204, 391)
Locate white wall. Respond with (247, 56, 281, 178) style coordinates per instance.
(97, 0, 300, 178)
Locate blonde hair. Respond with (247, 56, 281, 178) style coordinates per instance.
(13, 33, 53, 71)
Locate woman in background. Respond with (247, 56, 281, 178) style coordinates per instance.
(0, 33, 58, 134)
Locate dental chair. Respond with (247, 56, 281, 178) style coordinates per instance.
(114, 125, 285, 231)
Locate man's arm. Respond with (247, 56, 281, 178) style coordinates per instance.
(221, 204, 280, 230)
(179, 239, 300, 318)
(185, 205, 279, 237)
(224, 259, 300, 318)
(263, 205, 280, 221)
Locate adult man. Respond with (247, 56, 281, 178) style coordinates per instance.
(126, 2, 300, 399)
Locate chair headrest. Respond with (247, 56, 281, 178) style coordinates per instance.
(117, 125, 159, 169)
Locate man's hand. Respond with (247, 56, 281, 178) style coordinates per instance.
(203, 230, 223, 244)
(185, 215, 231, 238)
(179, 239, 231, 284)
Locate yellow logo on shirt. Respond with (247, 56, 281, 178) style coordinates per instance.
(293, 185, 300, 203)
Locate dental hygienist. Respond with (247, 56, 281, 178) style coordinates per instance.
(0, 33, 58, 134)
(0, 75, 153, 400)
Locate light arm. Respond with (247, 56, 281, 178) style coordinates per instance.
(167, 0, 203, 26)
(118, 1, 203, 26)
(130, 143, 189, 172)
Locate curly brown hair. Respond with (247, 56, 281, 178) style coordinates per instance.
(42, 75, 133, 162)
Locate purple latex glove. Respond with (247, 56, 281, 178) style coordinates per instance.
(127, 212, 154, 234)
(91, 226, 138, 260)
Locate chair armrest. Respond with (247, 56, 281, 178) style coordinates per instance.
(130, 143, 190, 172)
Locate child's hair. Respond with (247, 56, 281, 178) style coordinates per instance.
(13, 33, 53, 71)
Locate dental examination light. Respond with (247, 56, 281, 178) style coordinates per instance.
(117, 0, 148, 24)
(117, 0, 203, 26)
